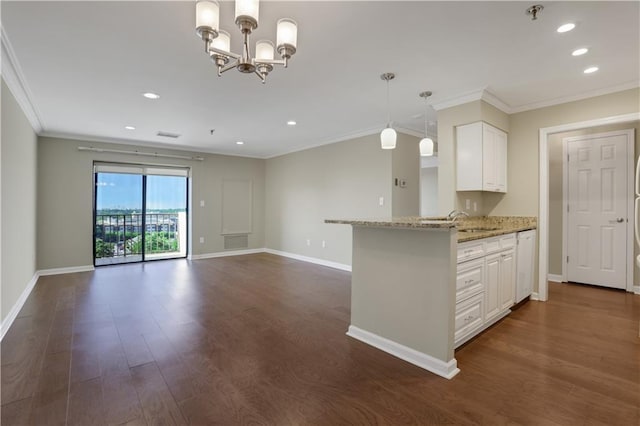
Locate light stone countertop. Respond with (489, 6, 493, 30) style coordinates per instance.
(324, 216, 537, 242)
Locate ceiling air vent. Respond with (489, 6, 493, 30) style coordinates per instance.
(156, 131, 181, 139)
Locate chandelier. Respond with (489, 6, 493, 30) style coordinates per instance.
(380, 73, 397, 150)
(195, 0, 298, 83)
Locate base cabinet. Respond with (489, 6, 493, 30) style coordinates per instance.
(455, 233, 517, 348)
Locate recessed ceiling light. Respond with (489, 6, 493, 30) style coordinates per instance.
(583, 66, 599, 74)
(143, 92, 160, 99)
(572, 48, 588, 56)
(236, 141, 244, 145)
(287, 120, 297, 126)
(124, 125, 136, 130)
(557, 23, 575, 33)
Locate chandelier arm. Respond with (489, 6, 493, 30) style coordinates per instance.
(209, 46, 241, 60)
(254, 70, 266, 83)
(256, 59, 286, 66)
(219, 61, 239, 74)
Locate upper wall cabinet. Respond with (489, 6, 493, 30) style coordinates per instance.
(456, 121, 507, 193)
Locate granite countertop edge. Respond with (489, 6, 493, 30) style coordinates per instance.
(324, 216, 538, 242)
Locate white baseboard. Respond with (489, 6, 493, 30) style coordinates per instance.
(1, 272, 39, 341)
(188, 248, 265, 260)
(38, 265, 95, 276)
(633, 285, 640, 295)
(530, 292, 540, 301)
(263, 248, 351, 272)
(547, 274, 564, 283)
(346, 325, 459, 379)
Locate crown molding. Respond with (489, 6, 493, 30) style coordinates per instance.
(431, 87, 513, 114)
(39, 130, 265, 160)
(508, 81, 640, 114)
(1, 27, 44, 133)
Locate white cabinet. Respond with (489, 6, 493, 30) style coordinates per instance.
(516, 230, 536, 303)
(498, 249, 516, 312)
(456, 121, 508, 193)
(455, 232, 517, 348)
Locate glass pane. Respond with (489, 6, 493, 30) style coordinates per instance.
(144, 175, 187, 260)
(95, 173, 143, 265)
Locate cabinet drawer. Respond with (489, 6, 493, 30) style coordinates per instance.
(500, 233, 516, 250)
(456, 259, 484, 302)
(457, 241, 485, 263)
(454, 293, 484, 343)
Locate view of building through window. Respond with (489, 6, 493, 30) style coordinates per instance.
(94, 171, 187, 265)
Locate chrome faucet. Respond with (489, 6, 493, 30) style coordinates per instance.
(447, 210, 469, 222)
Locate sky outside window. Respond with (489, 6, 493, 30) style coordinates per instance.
(96, 173, 186, 211)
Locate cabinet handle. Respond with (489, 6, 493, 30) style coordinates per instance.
(465, 279, 474, 285)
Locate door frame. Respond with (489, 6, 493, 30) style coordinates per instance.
(561, 129, 635, 289)
(538, 112, 640, 301)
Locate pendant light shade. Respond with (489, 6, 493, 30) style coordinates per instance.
(380, 72, 396, 150)
(381, 127, 397, 150)
(419, 91, 435, 157)
(420, 137, 434, 156)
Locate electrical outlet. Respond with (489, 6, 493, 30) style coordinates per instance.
(379, 196, 384, 206)
(199, 237, 204, 244)
(306, 239, 311, 246)
(465, 199, 471, 209)
(200, 200, 205, 207)
(322, 240, 326, 248)
(473, 202, 477, 212)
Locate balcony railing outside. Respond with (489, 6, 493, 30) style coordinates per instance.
(95, 213, 186, 264)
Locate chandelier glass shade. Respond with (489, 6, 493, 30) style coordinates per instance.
(195, 0, 298, 83)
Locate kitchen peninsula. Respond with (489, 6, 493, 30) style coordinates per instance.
(325, 216, 537, 379)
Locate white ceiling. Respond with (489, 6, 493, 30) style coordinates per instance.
(2, 1, 639, 158)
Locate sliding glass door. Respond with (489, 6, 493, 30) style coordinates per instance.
(94, 163, 188, 266)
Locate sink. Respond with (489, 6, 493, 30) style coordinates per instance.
(459, 227, 500, 233)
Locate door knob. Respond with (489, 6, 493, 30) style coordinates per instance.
(616, 218, 624, 223)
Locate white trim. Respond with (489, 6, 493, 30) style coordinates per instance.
(1, 28, 44, 133)
(547, 274, 564, 283)
(538, 112, 640, 301)
(511, 81, 640, 114)
(432, 88, 486, 111)
(38, 265, 95, 276)
(481, 90, 513, 115)
(562, 139, 569, 283)
(530, 291, 540, 301)
(346, 325, 459, 380)
(263, 248, 352, 272)
(1, 272, 39, 341)
(633, 285, 640, 295)
(188, 248, 264, 260)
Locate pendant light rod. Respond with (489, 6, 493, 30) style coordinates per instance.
(381, 73, 395, 126)
(419, 90, 432, 135)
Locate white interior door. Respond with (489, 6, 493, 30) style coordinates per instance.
(566, 133, 629, 289)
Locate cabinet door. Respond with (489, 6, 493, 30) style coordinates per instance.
(495, 129, 508, 192)
(499, 249, 516, 311)
(516, 231, 536, 302)
(485, 253, 501, 320)
(482, 124, 497, 191)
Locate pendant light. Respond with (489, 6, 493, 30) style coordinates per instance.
(419, 91, 435, 156)
(380, 73, 397, 150)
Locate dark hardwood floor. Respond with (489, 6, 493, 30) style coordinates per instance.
(1, 253, 639, 425)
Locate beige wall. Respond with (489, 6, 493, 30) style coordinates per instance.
(437, 100, 509, 216)
(1, 79, 38, 325)
(493, 88, 640, 292)
(420, 167, 438, 216)
(37, 137, 265, 269)
(548, 121, 640, 279)
(491, 88, 640, 216)
(392, 133, 420, 216)
(265, 133, 393, 266)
